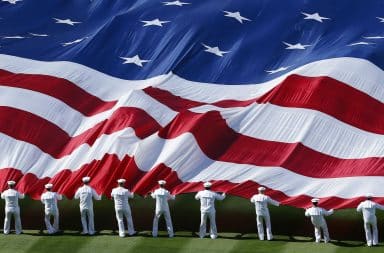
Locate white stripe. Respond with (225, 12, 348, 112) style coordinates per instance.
(0, 128, 140, 178)
(72, 89, 177, 134)
(1, 54, 384, 103)
(0, 86, 176, 135)
(0, 54, 171, 100)
(130, 132, 384, 198)
(191, 104, 384, 159)
(0, 128, 381, 199)
(158, 57, 384, 103)
(2, 84, 384, 160)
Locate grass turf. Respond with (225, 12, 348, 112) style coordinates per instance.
(0, 231, 381, 253)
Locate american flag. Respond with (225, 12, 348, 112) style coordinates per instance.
(0, 0, 383, 209)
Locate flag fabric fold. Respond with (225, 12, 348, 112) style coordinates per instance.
(0, 0, 383, 209)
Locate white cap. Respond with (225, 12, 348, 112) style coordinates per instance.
(366, 193, 373, 198)
(45, 183, 53, 189)
(117, 179, 126, 184)
(203, 182, 212, 188)
(82, 176, 91, 183)
(311, 198, 320, 203)
(258, 186, 266, 191)
(7, 180, 16, 186)
(158, 180, 166, 185)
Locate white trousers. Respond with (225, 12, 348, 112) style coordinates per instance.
(152, 209, 173, 237)
(44, 209, 59, 234)
(199, 211, 218, 239)
(115, 208, 135, 237)
(80, 208, 95, 235)
(363, 218, 378, 246)
(256, 214, 273, 240)
(3, 208, 22, 234)
(313, 222, 330, 243)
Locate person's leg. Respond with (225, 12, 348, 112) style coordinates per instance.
(124, 209, 136, 235)
(314, 226, 321, 243)
(152, 211, 162, 237)
(322, 223, 330, 243)
(80, 209, 88, 234)
(116, 209, 125, 237)
(209, 212, 217, 239)
(265, 214, 273, 240)
(199, 212, 208, 238)
(256, 215, 265, 240)
(88, 208, 95, 235)
(164, 210, 174, 237)
(44, 212, 54, 234)
(53, 210, 59, 232)
(14, 208, 22, 235)
(3, 210, 11, 234)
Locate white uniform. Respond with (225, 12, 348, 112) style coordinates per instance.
(305, 207, 333, 243)
(74, 185, 101, 235)
(1, 189, 24, 234)
(151, 188, 175, 237)
(195, 190, 226, 239)
(356, 200, 384, 246)
(40, 191, 62, 234)
(250, 193, 280, 240)
(111, 186, 135, 237)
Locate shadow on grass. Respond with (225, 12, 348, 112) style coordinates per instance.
(331, 240, 367, 247)
(12, 230, 376, 249)
(25, 230, 121, 237)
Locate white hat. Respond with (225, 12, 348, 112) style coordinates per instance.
(45, 183, 53, 189)
(258, 186, 266, 191)
(203, 182, 212, 188)
(366, 193, 373, 198)
(7, 180, 16, 186)
(117, 179, 126, 184)
(158, 180, 166, 185)
(82, 176, 91, 183)
(311, 198, 320, 203)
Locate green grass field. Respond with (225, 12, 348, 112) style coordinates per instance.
(1, 194, 383, 252)
(0, 230, 380, 253)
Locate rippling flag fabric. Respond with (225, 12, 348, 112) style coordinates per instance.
(0, 0, 383, 209)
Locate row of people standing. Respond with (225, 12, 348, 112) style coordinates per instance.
(1, 178, 384, 247)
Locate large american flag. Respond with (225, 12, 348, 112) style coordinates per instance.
(0, 0, 383, 209)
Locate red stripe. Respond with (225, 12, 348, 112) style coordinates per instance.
(158, 110, 384, 178)
(145, 74, 384, 134)
(143, 87, 255, 111)
(0, 106, 161, 158)
(257, 74, 384, 134)
(1, 105, 383, 177)
(0, 161, 381, 209)
(0, 69, 117, 116)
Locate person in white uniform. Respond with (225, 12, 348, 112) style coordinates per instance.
(250, 186, 280, 240)
(1, 180, 24, 235)
(111, 178, 136, 237)
(40, 183, 62, 234)
(74, 176, 101, 235)
(151, 180, 175, 237)
(356, 193, 384, 247)
(195, 182, 226, 239)
(305, 198, 334, 243)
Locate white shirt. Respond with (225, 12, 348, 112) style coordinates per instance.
(357, 200, 384, 222)
(195, 190, 226, 213)
(1, 189, 24, 210)
(74, 185, 101, 209)
(111, 186, 133, 210)
(250, 194, 280, 216)
(151, 188, 175, 212)
(305, 206, 333, 226)
(41, 191, 62, 212)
